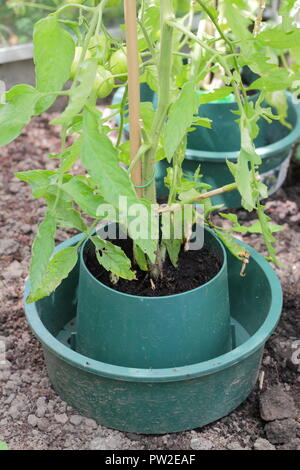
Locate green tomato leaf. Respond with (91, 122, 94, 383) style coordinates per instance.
(212, 229, 246, 261)
(163, 82, 199, 161)
(28, 213, 56, 302)
(143, 65, 159, 93)
(198, 87, 234, 104)
(62, 176, 105, 218)
(219, 213, 283, 234)
(257, 25, 300, 49)
(15, 169, 58, 198)
(52, 59, 98, 126)
(81, 107, 137, 205)
(140, 101, 155, 134)
(249, 69, 293, 92)
(223, 0, 252, 54)
(257, 203, 280, 265)
(46, 194, 87, 232)
(33, 15, 75, 114)
(27, 246, 79, 303)
(133, 242, 148, 271)
(227, 152, 254, 211)
(161, 210, 184, 268)
(0, 85, 41, 146)
(91, 236, 136, 280)
(265, 91, 292, 129)
(50, 139, 81, 173)
(81, 107, 157, 262)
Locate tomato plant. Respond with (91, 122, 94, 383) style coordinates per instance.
(0, 0, 298, 302)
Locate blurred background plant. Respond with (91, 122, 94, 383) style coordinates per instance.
(0, 0, 206, 46)
(0, 0, 125, 45)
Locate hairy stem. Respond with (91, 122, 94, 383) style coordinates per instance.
(142, 0, 175, 203)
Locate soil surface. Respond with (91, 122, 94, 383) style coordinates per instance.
(85, 238, 221, 297)
(0, 113, 299, 450)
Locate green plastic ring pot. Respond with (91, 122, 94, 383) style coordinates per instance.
(76, 227, 232, 368)
(24, 234, 282, 434)
(113, 88, 300, 207)
(156, 93, 300, 207)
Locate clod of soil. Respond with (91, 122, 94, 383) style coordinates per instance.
(84, 237, 222, 297)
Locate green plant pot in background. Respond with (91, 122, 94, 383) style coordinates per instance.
(24, 233, 282, 434)
(156, 94, 300, 207)
(76, 227, 232, 368)
(113, 89, 300, 207)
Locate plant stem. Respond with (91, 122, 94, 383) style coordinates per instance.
(157, 179, 261, 214)
(254, 0, 266, 37)
(54, 2, 95, 16)
(142, 0, 175, 203)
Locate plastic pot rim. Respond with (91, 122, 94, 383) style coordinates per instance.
(24, 233, 282, 384)
(185, 92, 300, 163)
(79, 227, 228, 301)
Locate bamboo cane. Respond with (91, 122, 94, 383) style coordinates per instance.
(124, 0, 142, 196)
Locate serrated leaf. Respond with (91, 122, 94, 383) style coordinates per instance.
(28, 213, 56, 299)
(52, 59, 98, 126)
(223, 0, 252, 51)
(143, 65, 159, 93)
(133, 243, 148, 271)
(46, 194, 86, 232)
(219, 213, 283, 234)
(91, 236, 136, 280)
(140, 101, 155, 133)
(198, 87, 233, 104)
(118, 141, 131, 166)
(80, 107, 157, 262)
(161, 210, 184, 268)
(163, 82, 199, 161)
(15, 170, 57, 198)
(257, 25, 300, 49)
(191, 116, 212, 129)
(62, 176, 105, 218)
(27, 246, 79, 303)
(81, 107, 137, 205)
(249, 69, 292, 92)
(265, 91, 292, 129)
(33, 15, 75, 114)
(213, 229, 246, 261)
(219, 212, 238, 224)
(59, 139, 81, 173)
(257, 203, 280, 265)
(279, 0, 298, 32)
(227, 152, 255, 211)
(178, 188, 200, 202)
(0, 85, 41, 146)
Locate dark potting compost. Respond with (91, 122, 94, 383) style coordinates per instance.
(84, 236, 222, 297)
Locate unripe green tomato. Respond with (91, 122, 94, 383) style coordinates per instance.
(89, 33, 107, 65)
(94, 66, 114, 98)
(89, 33, 106, 51)
(109, 48, 128, 81)
(70, 46, 92, 80)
